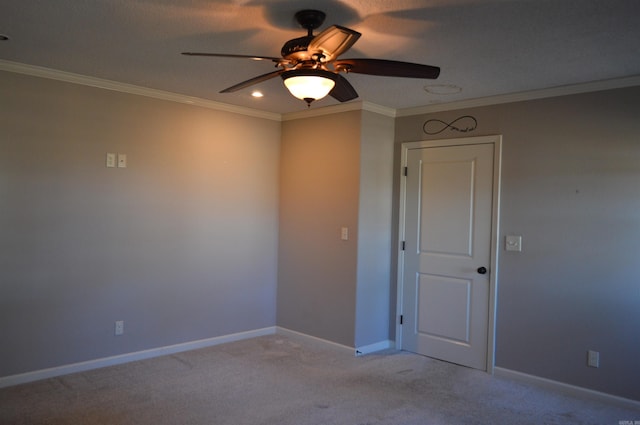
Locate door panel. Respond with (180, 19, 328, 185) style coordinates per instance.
(401, 142, 494, 370)
(419, 160, 473, 256)
(418, 274, 471, 343)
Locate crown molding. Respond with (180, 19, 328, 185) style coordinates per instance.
(397, 75, 640, 117)
(361, 101, 397, 117)
(0, 60, 282, 121)
(0, 59, 395, 122)
(7, 59, 634, 121)
(281, 100, 396, 121)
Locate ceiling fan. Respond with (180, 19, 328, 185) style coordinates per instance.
(182, 9, 440, 107)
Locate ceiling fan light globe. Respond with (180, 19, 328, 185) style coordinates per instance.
(283, 75, 336, 102)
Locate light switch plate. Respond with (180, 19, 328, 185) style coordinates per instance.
(505, 235, 522, 252)
(117, 154, 127, 168)
(106, 153, 116, 168)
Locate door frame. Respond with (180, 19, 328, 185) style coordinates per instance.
(395, 135, 502, 373)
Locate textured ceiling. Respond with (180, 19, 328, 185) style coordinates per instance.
(1, 0, 639, 114)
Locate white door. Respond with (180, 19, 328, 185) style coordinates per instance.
(400, 139, 496, 370)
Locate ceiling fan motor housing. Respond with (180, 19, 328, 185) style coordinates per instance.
(281, 36, 315, 61)
(281, 10, 328, 62)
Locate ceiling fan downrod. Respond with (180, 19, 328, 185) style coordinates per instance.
(295, 9, 326, 36)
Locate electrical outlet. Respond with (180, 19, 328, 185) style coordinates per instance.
(115, 320, 124, 336)
(587, 350, 599, 368)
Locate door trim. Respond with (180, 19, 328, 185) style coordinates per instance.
(396, 135, 502, 373)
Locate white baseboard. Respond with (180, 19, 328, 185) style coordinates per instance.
(275, 327, 394, 357)
(494, 367, 640, 410)
(1, 327, 372, 389)
(276, 327, 354, 354)
(355, 340, 395, 356)
(0, 326, 276, 389)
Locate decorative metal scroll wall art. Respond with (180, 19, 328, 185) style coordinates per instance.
(422, 115, 478, 135)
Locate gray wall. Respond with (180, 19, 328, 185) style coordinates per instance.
(277, 109, 396, 350)
(277, 111, 361, 347)
(4, 66, 637, 402)
(0, 71, 281, 376)
(395, 86, 640, 401)
(355, 110, 395, 349)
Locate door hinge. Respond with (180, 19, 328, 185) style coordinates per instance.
(400, 315, 404, 325)
(404, 167, 408, 176)
(401, 241, 406, 251)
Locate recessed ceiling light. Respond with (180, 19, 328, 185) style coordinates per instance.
(251, 91, 264, 98)
(0, 34, 9, 41)
(424, 84, 462, 95)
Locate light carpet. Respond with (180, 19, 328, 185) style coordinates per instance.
(0, 334, 638, 424)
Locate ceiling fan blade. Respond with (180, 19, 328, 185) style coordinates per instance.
(329, 74, 358, 102)
(308, 25, 361, 62)
(334, 58, 440, 79)
(220, 69, 285, 93)
(182, 52, 283, 63)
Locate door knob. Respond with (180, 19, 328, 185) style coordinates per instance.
(477, 267, 487, 275)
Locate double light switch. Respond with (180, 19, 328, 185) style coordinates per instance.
(106, 153, 127, 168)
